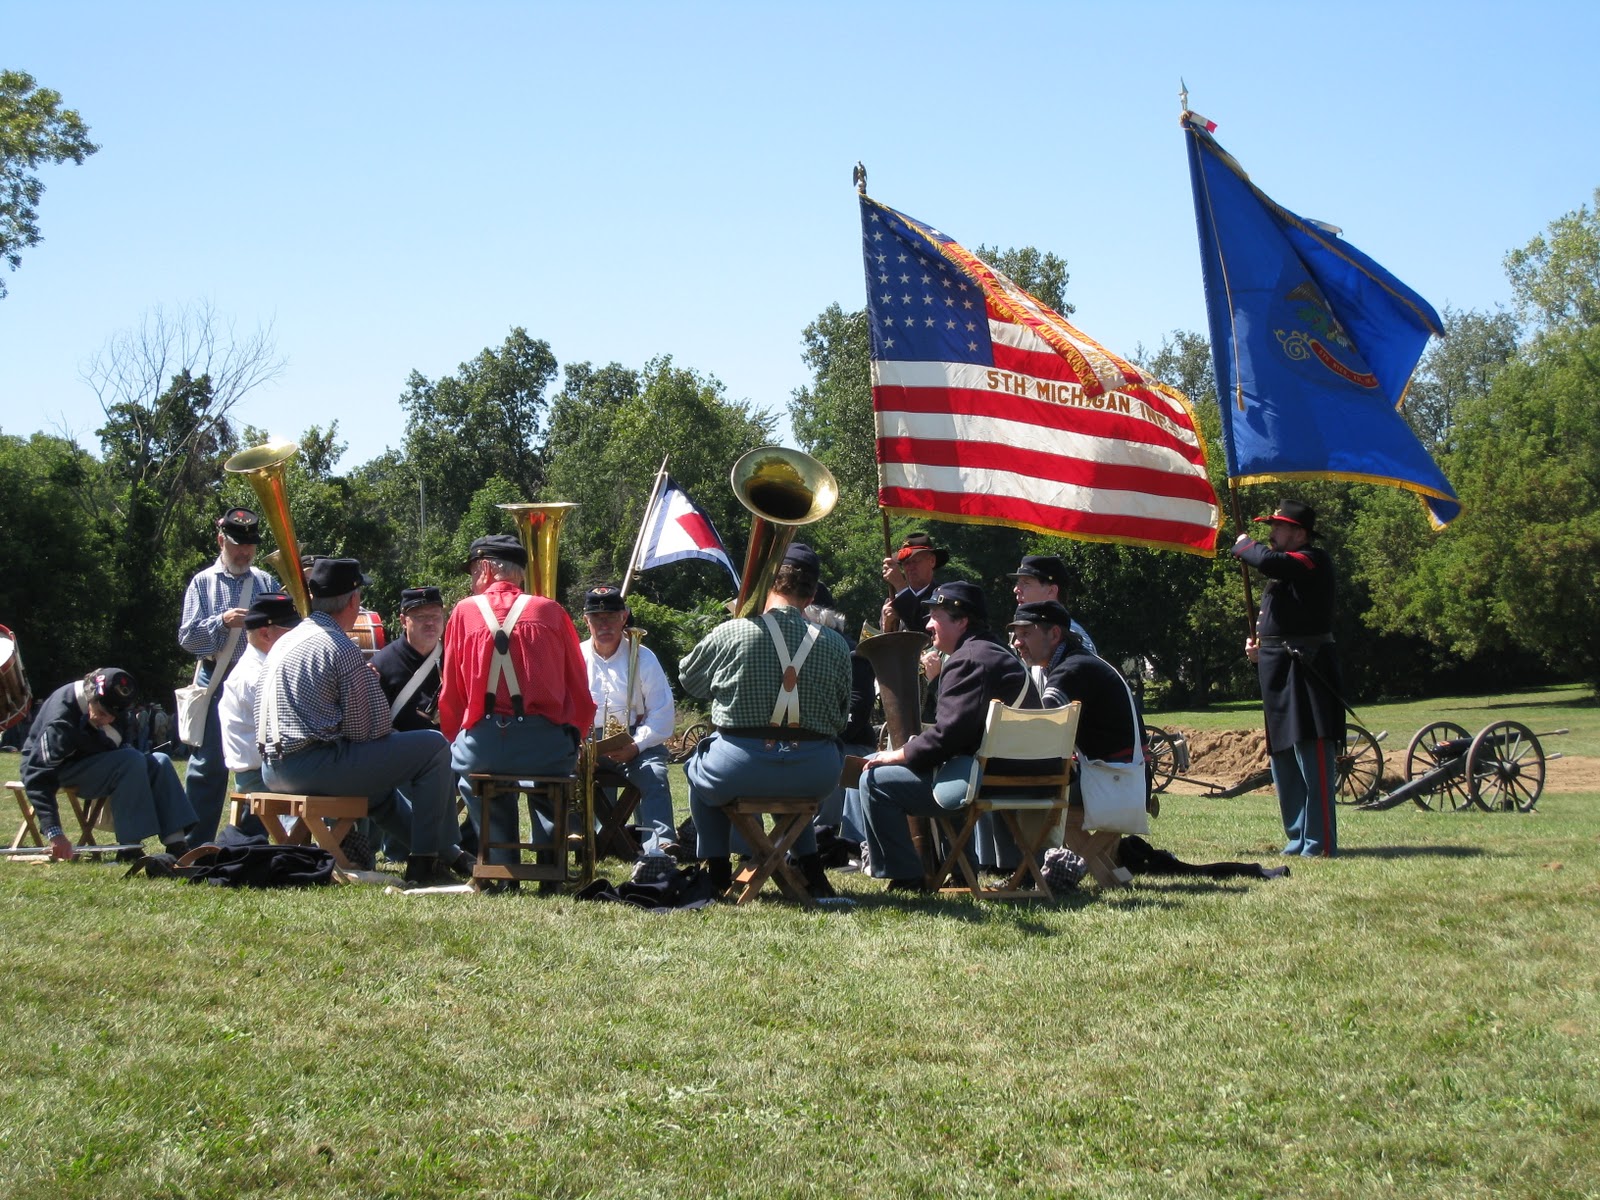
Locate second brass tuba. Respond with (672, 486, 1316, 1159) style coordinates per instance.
(497, 502, 576, 600)
(728, 446, 838, 618)
(224, 439, 310, 617)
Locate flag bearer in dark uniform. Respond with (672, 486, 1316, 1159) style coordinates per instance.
(1232, 500, 1343, 857)
(879, 531, 947, 632)
(22, 667, 195, 860)
(678, 547, 852, 898)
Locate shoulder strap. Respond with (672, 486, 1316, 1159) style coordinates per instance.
(388, 642, 442, 720)
(473, 593, 534, 716)
(1087, 650, 1144, 767)
(761, 611, 822, 726)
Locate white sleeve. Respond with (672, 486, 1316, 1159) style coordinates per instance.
(630, 648, 675, 752)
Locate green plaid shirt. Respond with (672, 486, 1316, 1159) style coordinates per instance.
(678, 604, 850, 736)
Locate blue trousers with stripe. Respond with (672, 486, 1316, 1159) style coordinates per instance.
(1271, 739, 1338, 857)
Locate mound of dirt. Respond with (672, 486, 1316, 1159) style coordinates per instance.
(1169, 726, 1269, 785)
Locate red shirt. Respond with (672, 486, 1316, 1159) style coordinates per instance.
(437, 581, 597, 740)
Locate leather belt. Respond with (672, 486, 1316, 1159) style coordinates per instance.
(1256, 633, 1334, 648)
(714, 725, 833, 743)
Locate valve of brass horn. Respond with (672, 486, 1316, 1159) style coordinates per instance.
(224, 439, 310, 617)
(729, 446, 838, 618)
(497, 502, 576, 600)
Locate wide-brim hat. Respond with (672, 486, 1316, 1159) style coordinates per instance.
(1253, 499, 1320, 538)
(896, 531, 949, 568)
(923, 580, 986, 622)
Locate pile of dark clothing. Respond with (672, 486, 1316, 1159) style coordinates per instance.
(1115, 835, 1289, 881)
(122, 824, 337, 887)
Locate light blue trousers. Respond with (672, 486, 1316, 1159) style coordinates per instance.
(453, 714, 579, 864)
(264, 731, 456, 856)
(59, 747, 195, 845)
(1271, 739, 1339, 857)
(684, 733, 843, 859)
(860, 757, 975, 880)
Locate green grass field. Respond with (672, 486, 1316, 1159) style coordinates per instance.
(2, 686, 1596, 1198)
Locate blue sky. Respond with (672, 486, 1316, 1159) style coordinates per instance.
(5, 2, 1597, 473)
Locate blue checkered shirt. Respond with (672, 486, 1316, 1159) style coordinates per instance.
(257, 612, 391, 760)
(178, 556, 278, 671)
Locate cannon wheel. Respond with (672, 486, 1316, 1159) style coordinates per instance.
(1143, 724, 1179, 795)
(1335, 724, 1383, 806)
(1404, 721, 1472, 811)
(1467, 720, 1545, 812)
(670, 721, 712, 765)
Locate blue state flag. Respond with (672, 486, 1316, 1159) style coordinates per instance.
(1184, 113, 1460, 526)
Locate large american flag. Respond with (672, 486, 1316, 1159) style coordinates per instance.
(861, 195, 1221, 556)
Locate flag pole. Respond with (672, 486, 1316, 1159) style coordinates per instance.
(620, 455, 670, 599)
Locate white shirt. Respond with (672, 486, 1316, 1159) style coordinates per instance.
(579, 637, 674, 752)
(218, 643, 268, 772)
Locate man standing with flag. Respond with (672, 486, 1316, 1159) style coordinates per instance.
(1232, 501, 1341, 857)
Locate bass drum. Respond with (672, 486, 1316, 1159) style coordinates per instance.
(351, 609, 387, 659)
(0, 623, 32, 732)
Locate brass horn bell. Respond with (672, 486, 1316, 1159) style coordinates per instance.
(728, 446, 838, 617)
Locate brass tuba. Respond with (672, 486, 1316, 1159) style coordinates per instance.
(728, 446, 838, 617)
(224, 440, 310, 617)
(855, 630, 930, 750)
(497, 502, 576, 600)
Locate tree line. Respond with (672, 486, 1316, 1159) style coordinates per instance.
(4, 192, 1598, 712)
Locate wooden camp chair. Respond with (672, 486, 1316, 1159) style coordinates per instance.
(464, 773, 584, 891)
(724, 797, 821, 906)
(243, 792, 368, 870)
(928, 701, 1080, 900)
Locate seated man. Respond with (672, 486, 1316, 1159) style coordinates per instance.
(1006, 599, 1142, 846)
(436, 536, 595, 864)
(257, 558, 464, 886)
(579, 585, 677, 856)
(218, 592, 301, 797)
(678, 547, 851, 898)
(860, 582, 1044, 891)
(21, 667, 195, 860)
(372, 586, 446, 733)
(1008, 555, 1096, 654)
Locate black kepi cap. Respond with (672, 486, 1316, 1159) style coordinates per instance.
(88, 667, 136, 712)
(1007, 599, 1074, 629)
(583, 585, 627, 614)
(923, 580, 987, 622)
(306, 558, 370, 597)
(244, 592, 302, 630)
(218, 507, 262, 545)
(1008, 554, 1069, 589)
(399, 586, 445, 613)
(464, 534, 528, 570)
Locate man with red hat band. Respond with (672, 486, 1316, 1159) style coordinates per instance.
(21, 667, 195, 860)
(1232, 499, 1342, 857)
(437, 536, 595, 866)
(879, 531, 948, 633)
(177, 506, 279, 845)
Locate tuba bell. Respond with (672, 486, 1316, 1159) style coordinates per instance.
(728, 446, 838, 618)
(497, 502, 576, 600)
(224, 440, 310, 617)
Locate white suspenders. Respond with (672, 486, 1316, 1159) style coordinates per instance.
(761, 611, 822, 727)
(472, 594, 533, 715)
